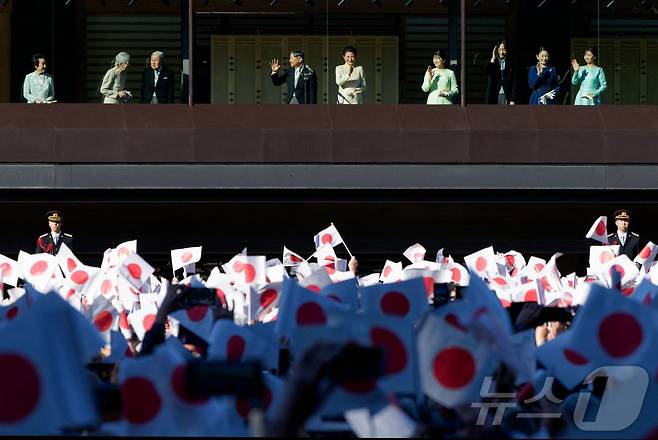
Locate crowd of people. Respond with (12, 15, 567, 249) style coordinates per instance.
(22, 41, 606, 106)
(0, 211, 656, 436)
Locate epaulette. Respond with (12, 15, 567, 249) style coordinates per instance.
(63, 233, 73, 237)
(39, 233, 48, 238)
(631, 232, 639, 237)
(607, 233, 614, 237)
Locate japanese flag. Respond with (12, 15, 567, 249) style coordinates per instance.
(517, 256, 547, 280)
(319, 278, 360, 311)
(85, 296, 118, 344)
(379, 260, 403, 284)
(67, 264, 101, 294)
(503, 250, 526, 277)
(228, 372, 284, 424)
(226, 255, 266, 287)
(0, 253, 20, 287)
(119, 253, 155, 290)
(0, 293, 103, 435)
(463, 246, 497, 277)
(313, 224, 344, 249)
(359, 278, 428, 325)
(247, 282, 283, 323)
(109, 239, 137, 268)
(345, 402, 417, 438)
(169, 305, 214, 342)
(436, 262, 470, 286)
(282, 246, 304, 267)
(600, 255, 640, 289)
(634, 241, 658, 270)
(116, 275, 141, 312)
(55, 243, 83, 278)
(585, 216, 609, 244)
(417, 312, 499, 408)
(536, 253, 563, 294)
(511, 279, 542, 304)
(17, 251, 58, 293)
(589, 245, 620, 272)
(170, 246, 202, 272)
(206, 320, 278, 371)
(265, 259, 288, 284)
(629, 278, 658, 306)
(299, 266, 333, 292)
(403, 243, 426, 264)
(127, 302, 159, 341)
(358, 273, 381, 287)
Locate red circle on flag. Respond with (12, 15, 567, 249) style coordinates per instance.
(295, 302, 327, 325)
(185, 305, 208, 322)
(127, 263, 142, 280)
(226, 334, 246, 362)
(325, 265, 336, 275)
(595, 221, 606, 236)
(321, 234, 333, 244)
(6, 306, 18, 320)
(236, 386, 272, 419)
(0, 263, 12, 278)
(383, 266, 392, 278)
(233, 261, 244, 273)
(493, 277, 507, 286)
(500, 299, 511, 308)
(119, 310, 130, 330)
(181, 252, 193, 264)
(639, 245, 652, 259)
(142, 314, 156, 332)
(71, 270, 89, 285)
(290, 255, 302, 263)
(524, 289, 538, 303)
(598, 313, 643, 358)
(609, 265, 625, 280)
(243, 264, 256, 284)
(475, 256, 487, 272)
(0, 353, 41, 423)
(534, 263, 545, 273)
(66, 258, 77, 273)
(599, 252, 614, 264)
(450, 268, 461, 283)
(540, 276, 552, 292)
(563, 348, 589, 365)
(121, 377, 162, 424)
(306, 285, 321, 293)
(94, 310, 114, 332)
(380, 292, 410, 317)
(621, 287, 634, 297)
(171, 365, 208, 404)
(505, 255, 515, 267)
(260, 289, 278, 308)
(100, 279, 113, 296)
(432, 347, 476, 389)
(118, 247, 130, 257)
(65, 288, 75, 300)
(370, 327, 407, 375)
(29, 260, 48, 277)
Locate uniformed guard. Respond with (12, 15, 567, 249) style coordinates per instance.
(607, 210, 640, 260)
(35, 211, 73, 255)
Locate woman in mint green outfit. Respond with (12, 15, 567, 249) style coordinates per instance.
(422, 49, 458, 105)
(571, 47, 607, 106)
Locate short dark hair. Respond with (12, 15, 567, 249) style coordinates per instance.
(536, 46, 549, 55)
(291, 49, 304, 60)
(584, 46, 598, 59)
(32, 53, 46, 68)
(343, 46, 357, 56)
(433, 49, 449, 60)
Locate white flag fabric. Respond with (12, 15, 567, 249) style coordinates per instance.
(55, 243, 83, 278)
(634, 241, 658, 270)
(585, 215, 609, 244)
(599, 254, 640, 289)
(0, 293, 103, 435)
(345, 403, 417, 438)
(206, 320, 278, 370)
(502, 250, 526, 277)
(417, 312, 498, 408)
(119, 253, 155, 290)
(463, 246, 497, 277)
(359, 278, 427, 325)
(403, 243, 426, 264)
(299, 266, 333, 292)
(17, 251, 58, 293)
(170, 246, 202, 272)
(0, 254, 20, 287)
(127, 302, 159, 341)
(282, 246, 304, 267)
(169, 306, 214, 342)
(379, 260, 403, 284)
(319, 278, 359, 311)
(313, 224, 344, 249)
(247, 282, 283, 323)
(85, 295, 117, 344)
(436, 262, 470, 286)
(588, 245, 620, 273)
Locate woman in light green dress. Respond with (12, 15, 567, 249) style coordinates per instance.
(421, 49, 458, 105)
(571, 47, 607, 106)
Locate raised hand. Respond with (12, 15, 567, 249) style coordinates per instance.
(491, 45, 498, 62)
(427, 65, 434, 79)
(571, 58, 580, 72)
(270, 58, 281, 73)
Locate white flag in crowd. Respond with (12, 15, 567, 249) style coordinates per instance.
(171, 246, 202, 272)
(313, 224, 344, 249)
(585, 215, 609, 244)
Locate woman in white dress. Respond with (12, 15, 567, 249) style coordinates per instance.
(335, 46, 366, 104)
(23, 53, 55, 103)
(421, 49, 458, 105)
(100, 51, 131, 104)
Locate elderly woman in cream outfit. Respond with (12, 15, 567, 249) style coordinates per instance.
(335, 46, 366, 104)
(100, 51, 131, 104)
(422, 49, 458, 104)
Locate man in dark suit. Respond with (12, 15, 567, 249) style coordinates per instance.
(140, 51, 175, 104)
(35, 211, 73, 255)
(484, 41, 517, 105)
(270, 50, 317, 104)
(607, 210, 640, 260)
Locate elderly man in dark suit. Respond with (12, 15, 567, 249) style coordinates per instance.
(607, 210, 641, 260)
(484, 41, 517, 105)
(270, 50, 317, 104)
(140, 51, 175, 104)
